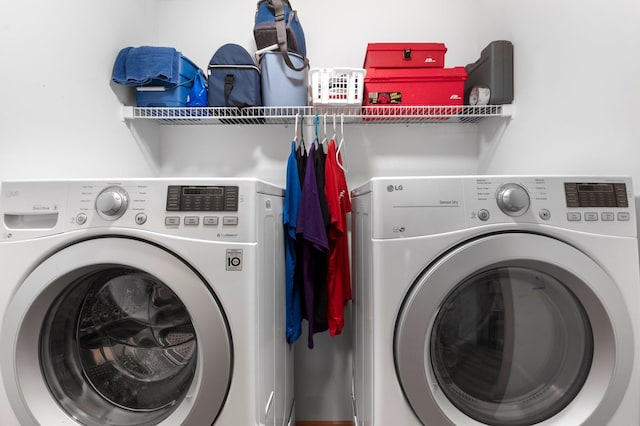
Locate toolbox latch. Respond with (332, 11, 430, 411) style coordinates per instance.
(403, 49, 412, 60)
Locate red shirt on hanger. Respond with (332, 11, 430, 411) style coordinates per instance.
(324, 139, 351, 336)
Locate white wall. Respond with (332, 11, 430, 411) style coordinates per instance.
(0, 1, 164, 179)
(2, 0, 640, 422)
(476, 0, 640, 178)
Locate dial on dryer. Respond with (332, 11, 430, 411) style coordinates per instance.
(96, 186, 129, 220)
(496, 183, 530, 216)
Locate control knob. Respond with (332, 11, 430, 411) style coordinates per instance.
(496, 183, 530, 216)
(96, 186, 129, 220)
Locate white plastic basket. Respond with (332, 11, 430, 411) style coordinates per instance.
(309, 67, 366, 106)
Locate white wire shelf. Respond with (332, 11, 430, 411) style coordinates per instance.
(122, 104, 514, 125)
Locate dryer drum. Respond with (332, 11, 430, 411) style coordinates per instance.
(430, 266, 593, 425)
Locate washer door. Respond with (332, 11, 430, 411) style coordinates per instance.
(1, 237, 232, 426)
(395, 233, 634, 426)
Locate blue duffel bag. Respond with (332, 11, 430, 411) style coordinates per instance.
(207, 43, 262, 108)
(254, 0, 309, 71)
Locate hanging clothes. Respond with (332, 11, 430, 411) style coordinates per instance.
(284, 116, 351, 347)
(293, 136, 307, 335)
(335, 145, 352, 305)
(296, 143, 329, 349)
(324, 139, 351, 336)
(284, 140, 303, 344)
(312, 140, 330, 333)
(296, 142, 307, 188)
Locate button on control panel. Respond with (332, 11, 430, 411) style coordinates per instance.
(477, 209, 490, 221)
(165, 216, 180, 226)
(618, 212, 631, 221)
(601, 212, 615, 221)
(223, 216, 239, 226)
(184, 216, 200, 226)
(135, 213, 147, 225)
(204, 216, 219, 226)
(76, 213, 87, 225)
(567, 212, 582, 221)
(584, 212, 599, 221)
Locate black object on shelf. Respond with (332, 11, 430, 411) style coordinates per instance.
(465, 40, 514, 105)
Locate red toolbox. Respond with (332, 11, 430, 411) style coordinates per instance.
(364, 66, 467, 107)
(363, 43, 447, 68)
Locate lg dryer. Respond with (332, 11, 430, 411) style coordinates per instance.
(351, 175, 640, 426)
(0, 178, 293, 426)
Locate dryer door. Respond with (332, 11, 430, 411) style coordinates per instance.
(1, 237, 232, 426)
(395, 232, 634, 426)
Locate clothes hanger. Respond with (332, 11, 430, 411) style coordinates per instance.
(321, 114, 328, 152)
(331, 114, 337, 142)
(313, 113, 320, 149)
(293, 113, 299, 146)
(337, 114, 347, 172)
(298, 115, 306, 151)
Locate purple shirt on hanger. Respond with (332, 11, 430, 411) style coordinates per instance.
(296, 143, 329, 349)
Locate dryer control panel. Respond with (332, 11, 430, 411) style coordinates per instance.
(468, 177, 635, 237)
(354, 175, 637, 239)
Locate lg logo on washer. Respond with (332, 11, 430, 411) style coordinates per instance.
(387, 184, 403, 192)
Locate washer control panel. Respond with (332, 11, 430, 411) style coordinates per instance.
(81, 182, 246, 240)
(0, 179, 281, 242)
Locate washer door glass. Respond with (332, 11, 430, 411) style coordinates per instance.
(430, 266, 593, 425)
(41, 266, 197, 424)
(1, 237, 232, 426)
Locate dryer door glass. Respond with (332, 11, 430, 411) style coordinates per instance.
(395, 233, 633, 426)
(40, 266, 197, 425)
(430, 266, 593, 425)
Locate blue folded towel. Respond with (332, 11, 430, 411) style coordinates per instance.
(112, 46, 181, 86)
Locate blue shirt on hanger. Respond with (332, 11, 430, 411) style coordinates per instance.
(284, 140, 303, 344)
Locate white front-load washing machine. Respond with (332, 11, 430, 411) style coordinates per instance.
(351, 176, 640, 426)
(0, 178, 293, 426)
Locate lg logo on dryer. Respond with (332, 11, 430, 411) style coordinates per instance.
(387, 184, 403, 192)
